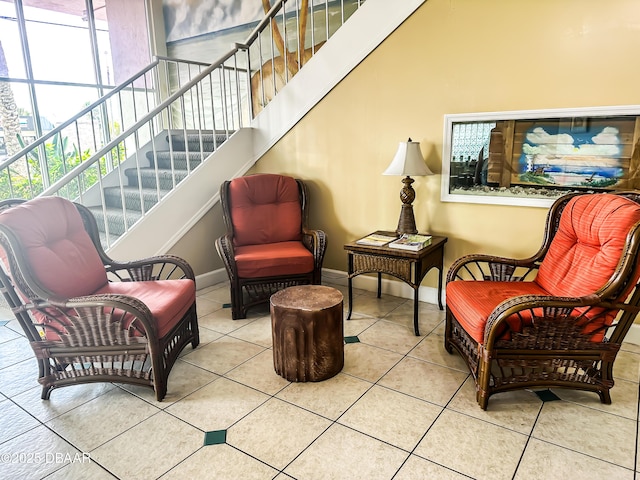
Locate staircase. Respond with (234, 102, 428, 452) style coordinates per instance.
(88, 131, 228, 244)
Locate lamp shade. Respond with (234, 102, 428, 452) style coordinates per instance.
(383, 139, 434, 176)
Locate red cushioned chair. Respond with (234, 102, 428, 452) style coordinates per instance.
(0, 197, 199, 401)
(445, 192, 640, 410)
(215, 174, 327, 319)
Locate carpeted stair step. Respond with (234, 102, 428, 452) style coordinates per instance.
(124, 167, 189, 190)
(147, 150, 209, 171)
(103, 186, 169, 212)
(98, 230, 121, 249)
(166, 132, 229, 152)
(87, 129, 227, 245)
(88, 206, 142, 236)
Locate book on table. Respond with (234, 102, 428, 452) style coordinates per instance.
(355, 233, 397, 247)
(388, 234, 432, 251)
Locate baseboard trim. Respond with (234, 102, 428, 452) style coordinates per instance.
(321, 268, 443, 306)
(195, 269, 229, 290)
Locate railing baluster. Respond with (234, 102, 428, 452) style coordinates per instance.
(233, 53, 241, 129)
(295, 0, 301, 70)
(325, 0, 329, 43)
(207, 71, 219, 149)
(282, 1, 288, 84)
(244, 44, 253, 123)
(94, 156, 107, 246)
(310, 0, 316, 55)
(258, 30, 266, 112)
(135, 122, 147, 215)
(270, 17, 277, 100)
(218, 64, 229, 137)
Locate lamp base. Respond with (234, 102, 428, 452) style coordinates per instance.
(396, 204, 418, 236)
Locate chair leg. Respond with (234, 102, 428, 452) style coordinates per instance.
(191, 309, 200, 349)
(598, 388, 612, 404)
(231, 306, 246, 320)
(476, 348, 492, 410)
(155, 381, 167, 402)
(477, 390, 489, 410)
(443, 311, 454, 354)
(41, 385, 53, 400)
(230, 284, 246, 320)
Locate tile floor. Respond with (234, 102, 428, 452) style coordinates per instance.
(0, 282, 639, 480)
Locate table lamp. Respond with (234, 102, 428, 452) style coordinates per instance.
(383, 138, 434, 235)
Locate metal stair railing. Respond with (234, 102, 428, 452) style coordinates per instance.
(0, 56, 211, 200)
(0, 0, 367, 249)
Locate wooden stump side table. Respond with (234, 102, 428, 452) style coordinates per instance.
(344, 232, 448, 336)
(270, 285, 344, 382)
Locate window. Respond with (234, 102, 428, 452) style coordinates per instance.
(0, 0, 149, 162)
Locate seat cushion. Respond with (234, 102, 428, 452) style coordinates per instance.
(228, 174, 303, 246)
(0, 197, 108, 298)
(96, 279, 195, 339)
(234, 241, 314, 278)
(447, 280, 550, 344)
(34, 279, 195, 342)
(536, 194, 640, 297)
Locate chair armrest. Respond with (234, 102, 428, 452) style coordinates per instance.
(302, 228, 327, 270)
(105, 255, 195, 282)
(483, 293, 605, 346)
(447, 254, 540, 283)
(30, 293, 160, 348)
(215, 234, 237, 281)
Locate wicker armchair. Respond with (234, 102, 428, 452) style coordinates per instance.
(0, 197, 199, 401)
(445, 192, 640, 410)
(215, 174, 327, 319)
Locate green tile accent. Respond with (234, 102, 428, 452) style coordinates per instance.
(0, 321, 8, 327)
(204, 429, 226, 446)
(222, 303, 232, 309)
(534, 389, 561, 402)
(344, 336, 360, 344)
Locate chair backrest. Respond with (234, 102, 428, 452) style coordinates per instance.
(0, 196, 108, 300)
(536, 193, 640, 298)
(226, 174, 303, 247)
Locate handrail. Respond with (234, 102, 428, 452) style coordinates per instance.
(0, 56, 211, 171)
(0, 59, 160, 171)
(1, 0, 367, 247)
(41, 48, 242, 195)
(240, 0, 286, 47)
(0, 56, 212, 195)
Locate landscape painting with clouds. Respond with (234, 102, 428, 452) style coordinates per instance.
(518, 125, 623, 189)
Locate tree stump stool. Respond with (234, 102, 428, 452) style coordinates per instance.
(270, 285, 344, 382)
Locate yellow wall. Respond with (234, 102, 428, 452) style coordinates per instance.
(172, 0, 640, 285)
(247, 0, 640, 284)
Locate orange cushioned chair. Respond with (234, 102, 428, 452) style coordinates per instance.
(215, 174, 327, 319)
(445, 192, 640, 410)
(0, 197, 199, 401)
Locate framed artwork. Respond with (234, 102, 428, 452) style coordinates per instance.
(441, 105, 640, 207)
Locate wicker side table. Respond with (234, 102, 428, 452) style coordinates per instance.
(270, 285, 344, 382)
(344, 232, 448, 336)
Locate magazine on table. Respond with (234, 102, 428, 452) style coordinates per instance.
(355, 233, 397, 247)
(388, 234, 432, 251)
